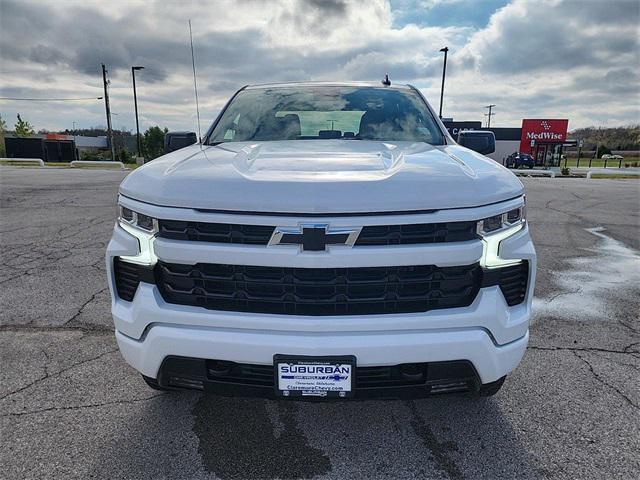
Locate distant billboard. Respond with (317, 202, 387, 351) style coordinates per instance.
(520, 119, 569, 153)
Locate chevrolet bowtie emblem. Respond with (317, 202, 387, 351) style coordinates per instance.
(269, 224, 361, 252)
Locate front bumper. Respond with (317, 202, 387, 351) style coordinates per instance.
(113, 279, 529, 384)
(106, 198, 536, 392)
(117, 321, 528, 388)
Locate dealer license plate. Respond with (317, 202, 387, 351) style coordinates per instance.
(274, 355, 356, 398)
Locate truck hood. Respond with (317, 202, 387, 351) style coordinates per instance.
(120, 140, 523, 213)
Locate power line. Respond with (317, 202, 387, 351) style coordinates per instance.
(484, 104, 496, 128)
(0, 96, 103, 101)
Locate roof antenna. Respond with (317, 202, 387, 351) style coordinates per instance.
(381, 74, 391, 86)
(188, 19, 202, 144)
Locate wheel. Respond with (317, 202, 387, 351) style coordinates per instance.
(142, 374, 172, 391)
(528, 164, 534, 169)
(478, 376, 506, 396)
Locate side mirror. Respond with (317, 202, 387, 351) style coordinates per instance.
(164, 131, 197, 154)
(458, 130, 495, 155)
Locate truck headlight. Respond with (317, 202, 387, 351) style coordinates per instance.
(476, 205, 525, 236)
(117, 204, 158, 265)
(477, 200, 526, 268)
(119, 205, 158, 234)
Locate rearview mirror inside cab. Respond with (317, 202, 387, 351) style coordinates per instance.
(457, 130, 496, 155)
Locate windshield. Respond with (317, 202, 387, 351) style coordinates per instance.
(207, 86, 445, 145)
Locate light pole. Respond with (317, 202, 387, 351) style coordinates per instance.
(131, 66, 145, 158)
(438, 47, 449, 118)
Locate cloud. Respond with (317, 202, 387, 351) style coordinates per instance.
(462, 0, 640, 74)
(0, 0, 638, 133)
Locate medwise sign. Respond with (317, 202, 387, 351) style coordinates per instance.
(520, 119, 568, 152)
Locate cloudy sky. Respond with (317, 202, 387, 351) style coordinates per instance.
(1, 0, 638, 134)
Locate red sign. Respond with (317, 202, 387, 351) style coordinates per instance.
(46, 133, 70, 140)
(519, 119, 568, 153)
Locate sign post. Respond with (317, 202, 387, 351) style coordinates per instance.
(578, 140, 583, 168)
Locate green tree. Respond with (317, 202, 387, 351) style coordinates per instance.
(596, 145, 611, 158)
(141, 126, 168, 160)
(119, 147, 134, 164)
(0, 114, 6, 157)
(14, 113, 35, 137)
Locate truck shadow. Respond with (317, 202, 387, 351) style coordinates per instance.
(92, 389, 542, 479)
(89, 392, 547, 480)
(193, 392, 545, 479)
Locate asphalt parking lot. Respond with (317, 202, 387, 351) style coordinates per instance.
(1, 167, 639, 480)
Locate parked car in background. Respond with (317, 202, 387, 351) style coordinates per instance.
(505, 152, 535, 169)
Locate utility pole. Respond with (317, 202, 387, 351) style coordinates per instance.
(484, 104, 496, 128)
(438, 47, 449, 118)
(102, 63, 116, 161)
(131, 66, 145, 158)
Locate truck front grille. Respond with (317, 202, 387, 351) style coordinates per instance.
(157, 220, 478, 246)
(355, 221, 477, 245)
(159, 220, 275, 245)
(154, 262, 482, 316)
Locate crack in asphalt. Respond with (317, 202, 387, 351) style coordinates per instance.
(624, 341, 640, 353)
(62, 286, 110, 327)
(1, 217, 112, 273)
(0, 348, 119, 401)
(588, 351, 640, 373)
(618, 318, 640, 336)
(544, 285, 583, 303)
(1, 393, 166, 418)
(572, 351, 639, 410)
(528, 344, 640, 355)
(39, 345, 51, 377)
(543, 197, 608, 225)
(0, 324, 113, 333)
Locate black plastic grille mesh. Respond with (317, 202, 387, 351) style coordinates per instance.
(497, 262, 529, 306)
(356, 222, 477, 245)
(159, 220, 275, 245)
(157, 220, 478, 246)
(113, 257, 141, 301)
(201, 360, 477, 390)
(154, 262, 482, 316)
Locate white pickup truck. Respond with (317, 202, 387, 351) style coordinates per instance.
(106, 81, 536, 399)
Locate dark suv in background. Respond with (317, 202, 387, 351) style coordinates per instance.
(505, 152, 535, 169)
